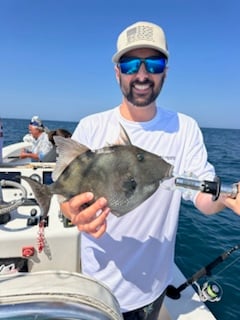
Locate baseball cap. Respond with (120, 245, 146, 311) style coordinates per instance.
(30, 115, 44, 129)
(112, 21, 169, 63)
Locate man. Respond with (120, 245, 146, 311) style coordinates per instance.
(61, 21, 239, 319)
(20, 115, 52, 162)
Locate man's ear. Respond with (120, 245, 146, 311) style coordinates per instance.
(115, 65, 120, 83)
(163, 66, 169, 79)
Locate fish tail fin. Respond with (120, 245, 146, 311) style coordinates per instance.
(21, 176, 53, 218)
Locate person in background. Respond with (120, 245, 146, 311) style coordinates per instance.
(20, 115, 52, 162)
(42, 128, 72, 162)
(60, 21, 240, 319)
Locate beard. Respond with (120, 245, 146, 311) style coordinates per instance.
(119, 77, 165, 107)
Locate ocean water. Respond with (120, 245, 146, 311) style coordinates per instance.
(1, 118, 240, 320)
(176, 127, 240, 320)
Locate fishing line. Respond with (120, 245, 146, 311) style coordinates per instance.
(209, 255, 240, 279)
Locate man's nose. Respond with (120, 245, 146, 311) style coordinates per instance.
(136, 62, 149, 79)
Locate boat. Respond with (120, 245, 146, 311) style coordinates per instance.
(2, 140, 32, 165)
(0, 141, 219, 319)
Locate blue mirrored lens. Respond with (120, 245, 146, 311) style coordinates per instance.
(119, 59, 141, 74)
(119, 57, 166, 74)
(145, 58, 166, 73)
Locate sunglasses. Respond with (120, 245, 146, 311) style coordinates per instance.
(118, 56, 167, 75)
(30, 121, 43, 127)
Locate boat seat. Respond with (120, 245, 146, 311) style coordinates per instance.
(0, 270, 123, 320)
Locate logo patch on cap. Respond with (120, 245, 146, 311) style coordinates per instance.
(127, 25, 154, 44)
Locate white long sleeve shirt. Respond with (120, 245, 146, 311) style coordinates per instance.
(72, 106, 215, 312)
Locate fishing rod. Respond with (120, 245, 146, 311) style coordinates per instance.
(174, 175, 238, 200)
(166, 244, 240, 300)
(164, 176, 240, 302)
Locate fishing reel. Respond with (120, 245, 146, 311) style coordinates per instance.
(166, 244, 240, 301)
(193, 280, 223, 302)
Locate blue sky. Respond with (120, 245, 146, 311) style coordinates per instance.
(0, 0, 239, 129)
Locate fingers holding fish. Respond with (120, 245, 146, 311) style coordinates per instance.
(68, 192, 95, 215)
(61, 193, 110, 238)
(78, 205, 110, 238)
(72, 198, 110, 238)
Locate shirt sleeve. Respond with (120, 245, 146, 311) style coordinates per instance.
(180, 119, 215, 202)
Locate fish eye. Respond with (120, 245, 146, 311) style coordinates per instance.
(122, 176, 137, 194)
(128, 177, 137, 190)
(129, 177, 137, 190)
(137, 153, 144, 161)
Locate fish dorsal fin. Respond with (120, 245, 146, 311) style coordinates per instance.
(52, 136, 89, 181)
(114, 123, 132, 146)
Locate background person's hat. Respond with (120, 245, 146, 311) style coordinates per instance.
(30, 115, 44, 129)
(112, 21, 169, 63)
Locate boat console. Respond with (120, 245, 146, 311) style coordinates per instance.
(0, 163, 81, 274)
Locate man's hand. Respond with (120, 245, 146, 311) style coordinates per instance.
(61, 192, 110, 238)
(222, 183, 240, 215)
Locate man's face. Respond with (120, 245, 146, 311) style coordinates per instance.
(29, 125, 41, 139)
(115, 48, 167, 107)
